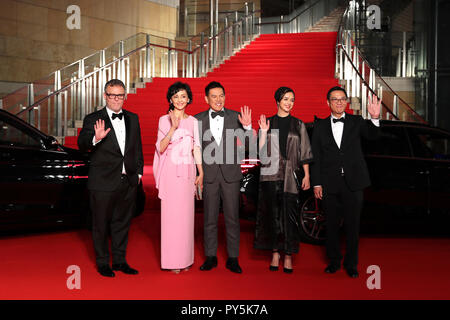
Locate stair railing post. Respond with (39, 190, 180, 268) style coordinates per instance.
(100, 50, 106, 107)
(234, 12, 239, 49)
(79, 58, 85, 120)
(245, 2, 249, 41)
(119, 40, 125, 82)
(280, 15, 283, 34)
(200, 32, 205, 75)
(27, 83, 34, 126)
(188, 40, 193, 78)
(54, 70, 62, 137)
(168, 39, 172, 77)
(402, 31, 406, 77)
(393, 94, 399, 118)
(224, 16, 228, 58)
(146, 34, 151, 79)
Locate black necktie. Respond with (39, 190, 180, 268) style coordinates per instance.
(332, 117, 345, 123)
(211, 110, 224, 119)
(112, 112, 123, 120)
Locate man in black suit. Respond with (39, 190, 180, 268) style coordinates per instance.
(195, 81, 252, 274)
(78, 79, 144, 277)
(311, 86, 381, 278)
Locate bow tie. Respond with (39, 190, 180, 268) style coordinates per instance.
(112, 112, 123, 120)
(211, 110, 224, 119)
(332, 117, 345, 123)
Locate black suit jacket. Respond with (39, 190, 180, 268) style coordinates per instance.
(77, 107, 144, 192)
(310, 114, 380, 193)
(195, 108, 249, 183)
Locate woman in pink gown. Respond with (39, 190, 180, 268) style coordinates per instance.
(153, 82, 203, 273)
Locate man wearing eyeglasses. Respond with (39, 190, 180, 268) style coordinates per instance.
(310, 86, 381, 278)
(78, 79, 144, 278)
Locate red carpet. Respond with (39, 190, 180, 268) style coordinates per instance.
(1, 167, 450, 300)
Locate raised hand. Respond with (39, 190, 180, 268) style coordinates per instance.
(368, 93, 381, 119)
(94, 119, 111, 142)
(258, 114, 270, 131)
(238, 105, 252, 127)
(169, 110, 180, 130)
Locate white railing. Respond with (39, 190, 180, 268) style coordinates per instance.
(335, 0, 426, 124)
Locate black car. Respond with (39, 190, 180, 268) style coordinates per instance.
(0, 109, 144, 234)
(239, 120, 450, 244)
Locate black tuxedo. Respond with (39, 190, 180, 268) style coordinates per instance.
(78, 107, 144, 267)
(311, 114, 379, 269)
(195, 108, 249, 258)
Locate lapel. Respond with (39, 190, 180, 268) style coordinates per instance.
(340, 114, 353, 150)
(221, 108, 234, 146)
(325, 116, 340, 150)
(123, 110, 131, 154)
(101, 107, 121, 154)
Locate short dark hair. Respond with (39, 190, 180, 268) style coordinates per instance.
(274, 87, 295, 103)
(327, 86, 347, 100)
(104, 79, 126, 92)
(205, 81, 225, 96)
(166, 81, 193, 112)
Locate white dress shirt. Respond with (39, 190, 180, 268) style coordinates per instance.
(208, 108, 251, 145)
(330, 112, 380, 148)
(93, 107, 126, 174)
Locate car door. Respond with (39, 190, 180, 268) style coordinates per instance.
(407, 126, 450, 222)
(0, 116, 69, 226)
(361, 123, 429, 231)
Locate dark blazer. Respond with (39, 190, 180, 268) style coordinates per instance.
(310, 114, 380, 193)
(195, 108, 248, 183)
(77, 107, 144, 192)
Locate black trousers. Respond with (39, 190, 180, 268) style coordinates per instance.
(323, 175, 363, 269)
(89, 175, 137, 267)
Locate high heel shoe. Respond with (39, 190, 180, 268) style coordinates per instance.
(269, 250, 280, 271)
(283, 253, 293, 274)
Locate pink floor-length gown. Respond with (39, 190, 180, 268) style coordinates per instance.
(153, 115, 200, 270)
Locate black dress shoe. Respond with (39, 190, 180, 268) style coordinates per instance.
(345, 268, 359, 278)
(112, 263, 139, 275)
(324, 264, 341, 274)
(226, 258, 242, 274)
(199, 256, 218, 271)
(98, 265, 115, 277)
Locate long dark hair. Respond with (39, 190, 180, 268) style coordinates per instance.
(167, 82, 193, 113)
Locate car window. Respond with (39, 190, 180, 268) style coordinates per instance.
(0, 120, 41, 148)
(363, 125, 410, 157)
(408, 127, 450, 160)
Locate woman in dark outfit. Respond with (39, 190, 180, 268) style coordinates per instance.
(254, 87, 313, 273)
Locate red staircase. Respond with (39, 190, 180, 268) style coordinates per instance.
(66, 32, 339, 164)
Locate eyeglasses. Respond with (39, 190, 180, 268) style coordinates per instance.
(329, 97, 348, 104)
(105, 93, 125, 100)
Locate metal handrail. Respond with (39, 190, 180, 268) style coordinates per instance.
(337, 43, 398, 120)
(336, 1, 427, 124)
